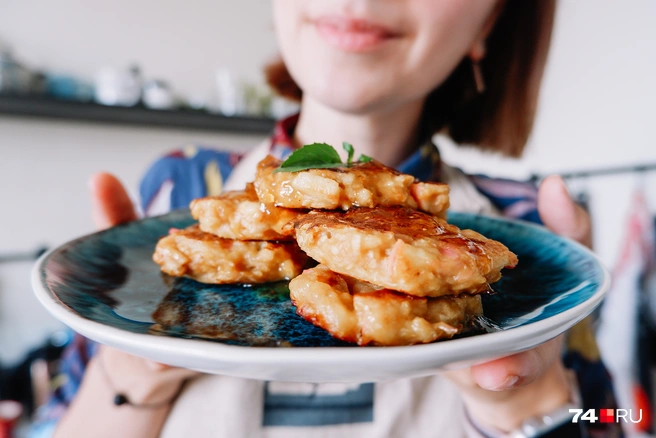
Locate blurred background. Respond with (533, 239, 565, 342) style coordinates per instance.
(0, 0, 655, 435)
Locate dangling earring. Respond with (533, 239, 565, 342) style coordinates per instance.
(471, 59, 485, 94)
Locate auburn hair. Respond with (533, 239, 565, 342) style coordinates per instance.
(265, 0, 556, 157)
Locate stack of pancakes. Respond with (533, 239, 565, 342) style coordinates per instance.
(153, 155, 517, 346)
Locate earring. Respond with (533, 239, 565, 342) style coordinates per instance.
(471, 60, 486, 94)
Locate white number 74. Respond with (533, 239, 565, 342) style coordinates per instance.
(569, 409, 599, 423)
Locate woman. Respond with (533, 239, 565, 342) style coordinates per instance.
(34, 1, 619, 437)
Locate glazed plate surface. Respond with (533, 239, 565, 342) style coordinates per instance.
(33, 210, 609, 382)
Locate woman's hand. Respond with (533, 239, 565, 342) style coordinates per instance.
(53, 173, 200, 438)
(93, 345, 199, 406)
(89, 171, 200, 390)
(445, 175, 591, 432)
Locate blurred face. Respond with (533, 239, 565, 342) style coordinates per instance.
(273, 0, 498, 114)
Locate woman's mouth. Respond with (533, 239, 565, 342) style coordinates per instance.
(312, 15, 399, 52)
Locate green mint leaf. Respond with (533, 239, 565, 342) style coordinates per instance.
(358, 154, 373, 163)
(342, 142, 354, 165)
(273, 143, 343, 173)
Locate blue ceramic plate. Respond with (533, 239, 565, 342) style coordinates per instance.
(33, 210, 609, 382)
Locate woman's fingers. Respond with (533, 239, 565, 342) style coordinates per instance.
(99, 346, 200, 405)
(470, 336, 563, 391)
(446, 337, 570, 430)
(537, 175, 592, 247)
(90, 173, 138, 230)
(90, 180, 193, 379)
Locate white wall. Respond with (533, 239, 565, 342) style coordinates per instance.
(0, 0, 654, 363)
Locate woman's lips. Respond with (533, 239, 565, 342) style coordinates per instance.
(312, 16, 399, 52)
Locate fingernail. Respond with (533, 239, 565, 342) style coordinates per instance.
(488, 375, 519, 391)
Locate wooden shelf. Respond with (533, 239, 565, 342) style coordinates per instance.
(0, 95, 275, 134)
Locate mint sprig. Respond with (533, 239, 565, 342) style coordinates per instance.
(273, 143, 342, 173)
(274, 142, 373, 173)
(343, 142, 355, 165)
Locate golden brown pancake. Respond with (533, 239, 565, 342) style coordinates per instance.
(287, 207, 517, 297)
(289, 264, 483, 346)
(190, 183, 302, 241)
(254, 155, 449, 216)
(153, 225, 308, 284)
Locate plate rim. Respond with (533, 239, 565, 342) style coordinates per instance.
(31, 212, 611, 367)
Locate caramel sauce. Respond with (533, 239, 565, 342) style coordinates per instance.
(293, 207, 485, 248)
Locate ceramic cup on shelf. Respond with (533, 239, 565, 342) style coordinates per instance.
(94, 65, 142, 107)
(143, 80, 176, 110)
